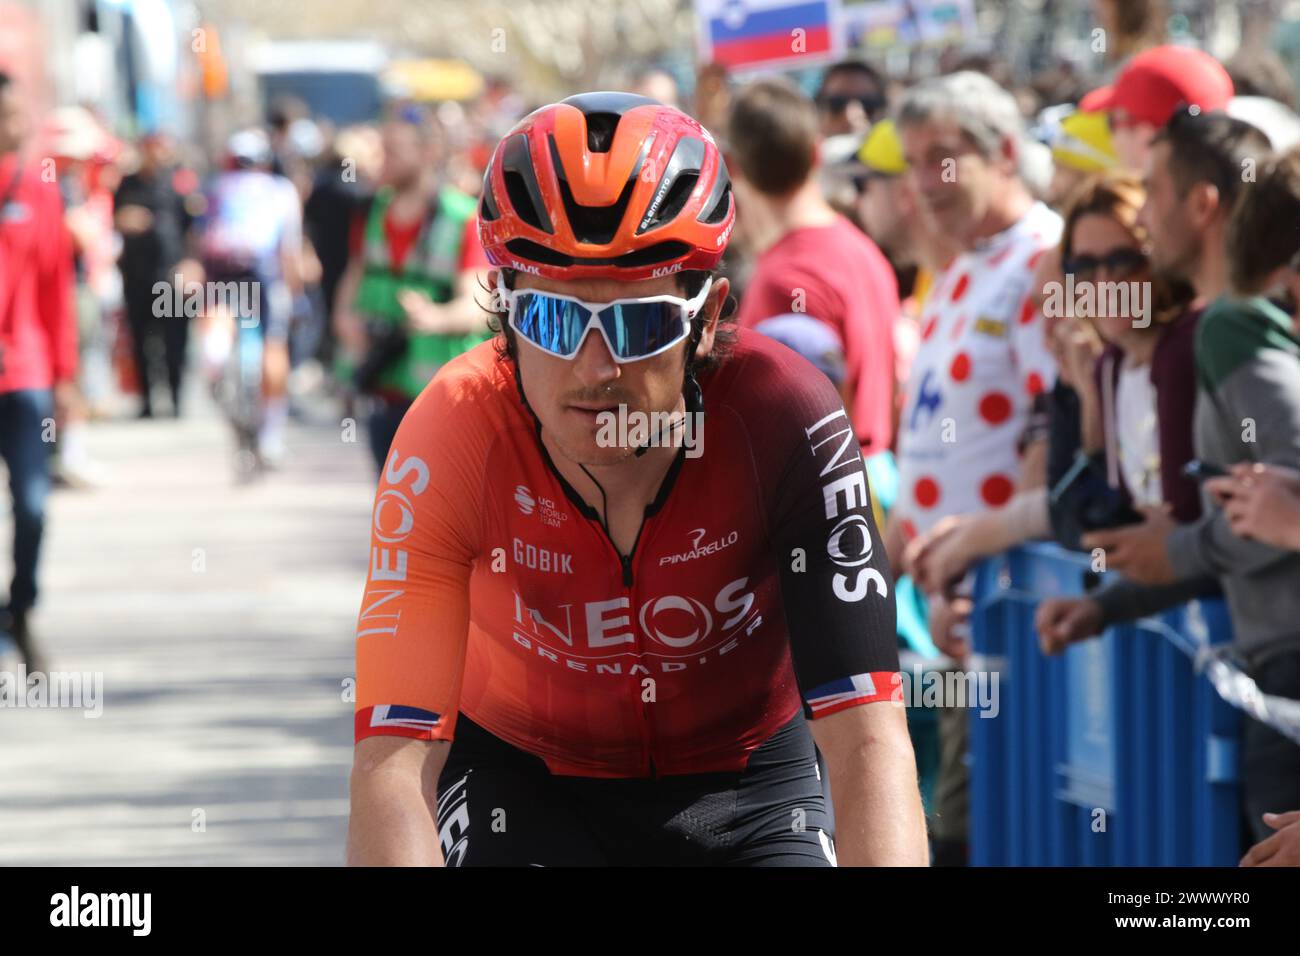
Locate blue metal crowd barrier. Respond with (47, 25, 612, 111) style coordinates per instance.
(969, 543, 1241, 866)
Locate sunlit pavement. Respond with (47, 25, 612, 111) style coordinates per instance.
(0, 377, 374, 865)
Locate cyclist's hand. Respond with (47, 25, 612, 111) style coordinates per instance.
(1035, 597, 1103, 655)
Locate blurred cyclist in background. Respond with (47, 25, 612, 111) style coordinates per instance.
(198, 128, 304, 467)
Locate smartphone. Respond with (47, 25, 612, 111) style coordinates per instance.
(1183, 460, 1228, 483)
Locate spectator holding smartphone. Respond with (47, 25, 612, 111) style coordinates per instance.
(1208, 463, 1300, 550)
(1038, 133, 1300, 847)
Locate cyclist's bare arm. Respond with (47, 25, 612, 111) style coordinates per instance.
(761, 368, 926, 866)
(352, 380, 481, 863)
(347, 736, 449, 866)
(811, 701, 928, 866)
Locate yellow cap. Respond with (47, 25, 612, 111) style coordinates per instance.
(856, 119, 908, 176)
(1052, 109, 1117, 173)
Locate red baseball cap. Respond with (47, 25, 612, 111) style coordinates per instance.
(1083, 45, 1234, 129)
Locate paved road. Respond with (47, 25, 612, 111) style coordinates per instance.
(0, 385, 375, 865)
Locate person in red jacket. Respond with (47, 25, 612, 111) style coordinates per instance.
(0, 71, 78, 671)
(727, 77, 900, 459)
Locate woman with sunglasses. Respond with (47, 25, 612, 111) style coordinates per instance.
(1051, 170, 1201, 533)
(347, 93, 927, 867)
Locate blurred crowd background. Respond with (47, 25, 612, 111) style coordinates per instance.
(4, 0, 1297, 459)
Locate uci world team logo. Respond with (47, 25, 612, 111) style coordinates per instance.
(513, 484, 569, 528)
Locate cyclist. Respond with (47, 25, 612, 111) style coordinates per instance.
(198, 129, 304, 468)
(348, 93, 927, 867)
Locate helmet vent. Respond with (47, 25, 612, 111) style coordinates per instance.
(504, 171, 545, 231)
(479, 168, 501, 222)
(584, 113, 620, 152)
(641, 172, 697, 231)
(699, 182, 731, 225)
(501, 134, 553, 233)
(505, 239, 573, 267)
(613, 240, 691, 267)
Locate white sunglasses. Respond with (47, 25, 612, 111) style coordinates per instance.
(496, 274, 713, 363)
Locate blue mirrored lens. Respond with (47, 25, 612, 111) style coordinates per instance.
(598, 302, 687, 359)
(513, 293, 593, 356)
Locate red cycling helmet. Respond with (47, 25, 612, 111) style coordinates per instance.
(478, 92, 735, 282)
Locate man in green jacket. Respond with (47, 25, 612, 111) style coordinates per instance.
(334, 108, 492, 473)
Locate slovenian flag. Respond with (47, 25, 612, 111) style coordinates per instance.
(702, 0, 839, 71)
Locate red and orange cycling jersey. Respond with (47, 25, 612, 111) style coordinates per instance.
(355, 330, 899, 777)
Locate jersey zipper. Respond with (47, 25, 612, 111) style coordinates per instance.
(631, 513, 664, 779)
(593, 509, 658, 777)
